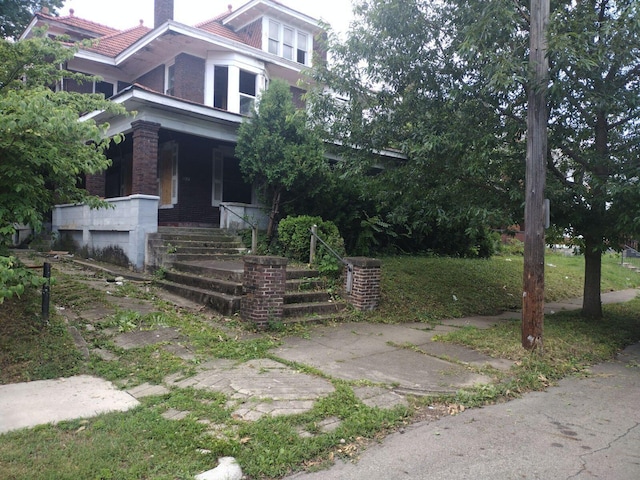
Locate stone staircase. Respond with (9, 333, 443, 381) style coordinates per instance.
(148, 227, 347, 322)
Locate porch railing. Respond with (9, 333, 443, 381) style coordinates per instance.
(220, 203, 258, 253)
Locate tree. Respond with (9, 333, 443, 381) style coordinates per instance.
(456, 0, 640, 318)
(307, 0, 525, 256)
(309, 0, 640, 318)
(545, 0, 640, 317)
(0, 31, 125, 245)
(235, 79, 327, 238)
(0, 0, 63, 39)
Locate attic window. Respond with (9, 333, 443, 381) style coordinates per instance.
(266, 19, 311, 65)
(297, 32, 308, 64)
(268, 20, 280, 55)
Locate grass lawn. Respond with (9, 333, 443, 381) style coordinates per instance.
(0, 250, 639, 478)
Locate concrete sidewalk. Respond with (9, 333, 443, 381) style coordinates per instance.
(0, 375, 139, 434)
(0, 288, 638, 439)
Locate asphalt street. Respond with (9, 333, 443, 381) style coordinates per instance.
(285, 342, 640, 480)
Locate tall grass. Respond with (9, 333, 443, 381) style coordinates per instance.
(370, 251, 639, 323)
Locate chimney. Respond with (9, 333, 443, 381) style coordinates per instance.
(154, 0, 174, 27)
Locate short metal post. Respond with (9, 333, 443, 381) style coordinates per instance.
(252, 226, 258, 254)
(345, 263, 353, 294)
(42, 262, 51, 323)
(309, 224, 317, 265)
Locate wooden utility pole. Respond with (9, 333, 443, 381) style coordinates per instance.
(522, 0, 549, 352)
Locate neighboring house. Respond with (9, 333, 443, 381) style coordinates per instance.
(20, 0, 326, 269)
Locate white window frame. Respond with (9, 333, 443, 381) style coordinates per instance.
(264, 18, 311, 66)
(268, 20, 280, 55)
(165, 61, 175, 95)
(239, 69, 257, 116)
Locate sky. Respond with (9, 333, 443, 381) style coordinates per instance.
(60, 0, 354, 35)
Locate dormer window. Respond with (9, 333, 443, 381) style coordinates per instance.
(268, 20, 280, 55)
(297, 32, 308, 64)
(266, 19, 310, 65)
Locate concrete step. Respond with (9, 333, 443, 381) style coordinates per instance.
(156, 246, 246, 256)
(171, 261, 244, 281)
(164, 270, 243, 296)
(168, 252, 247, 262)
(285, 291, 332, 304)
(279, 312, 350, 325)
(155, 279, 240, 316)
(157, 226, 221, 234)
(151, 233, 244, 244)
(286, 277, 326, 291)
(148, 238, 245, 249)
(283, 300, 345, 318)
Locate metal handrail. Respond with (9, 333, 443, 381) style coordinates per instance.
(622, 245, 640, 268)
(219, 204, 258, 253)
(309, 225, 353, 293)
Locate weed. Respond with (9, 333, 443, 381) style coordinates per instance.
(152, 267, 167, 280)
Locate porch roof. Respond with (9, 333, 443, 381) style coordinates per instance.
(81, 84, 244, 143)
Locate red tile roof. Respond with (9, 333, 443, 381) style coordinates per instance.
(195, 19, 246, 44)
(36, 1, 312, 59)
(85, 24, 152, 56)
(36, 12, 120, 37)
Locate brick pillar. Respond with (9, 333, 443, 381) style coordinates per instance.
(241, 256, 288, 328)
(344, 257, 382, 311)
(85, 173, 105, 197)
(131, 120, 160, 195)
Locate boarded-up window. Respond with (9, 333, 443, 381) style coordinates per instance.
(159, 142, 178, 206)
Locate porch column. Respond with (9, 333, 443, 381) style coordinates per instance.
(131, 120, 161, 195)
(85, 173, 105, 197)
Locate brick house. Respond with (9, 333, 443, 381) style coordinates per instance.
(19, 0, 329, 268)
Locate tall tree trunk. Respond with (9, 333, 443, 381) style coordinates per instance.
(266, 188, 282, 240)
(582, 236, 603, 318)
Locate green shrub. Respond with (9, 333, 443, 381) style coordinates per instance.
(277, 215, 346, 274)
(0, 256, 47, 303)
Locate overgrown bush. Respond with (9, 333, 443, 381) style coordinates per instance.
(277, 215, 345, 275)
(497, 237, 525, 256)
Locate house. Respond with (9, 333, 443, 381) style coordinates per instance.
(20, 0, 327, 269)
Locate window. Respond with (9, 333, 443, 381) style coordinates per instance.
(239, 70, 256, 116)
(266, 20, 311, 65)
(95, 80, 114, 98)
(165, 63, 175, 95)
(297, 32, 308, 65)
(283, 27, 294, 60)
(213, 66, 229, 110)
(268, 20, 280, 55)
(63, 72, 114, 97)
